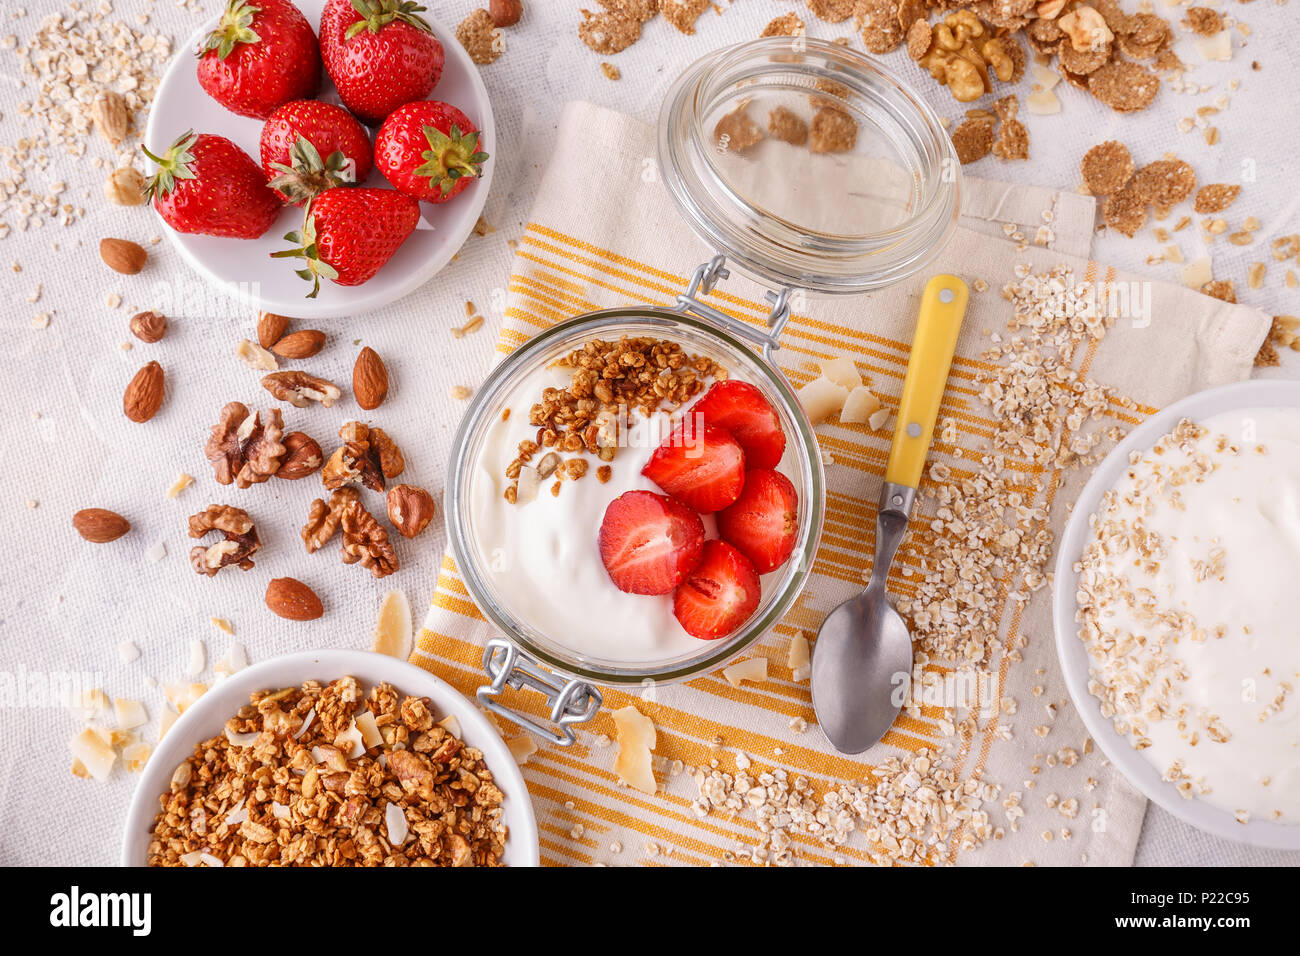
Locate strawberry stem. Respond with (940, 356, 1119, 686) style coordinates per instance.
(199, 0, 262, 60)
(141, 130, 199, 201)
(267, 136, 356, 204)
(344, 0, 431, 39)
(414, 124, 488, 196)
(270, 204, 339, 299)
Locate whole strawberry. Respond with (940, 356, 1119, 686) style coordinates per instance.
(319, 0, 445, 126)
(374, 100, 488, 204)
(272, 187, 419, 296)
(261, 99, 374, 205)
(196, 0, 321, 120)
(143, 131, 281, 239)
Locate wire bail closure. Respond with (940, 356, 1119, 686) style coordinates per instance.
(676, 255, 794, 362)
(476, 639, 603, 746)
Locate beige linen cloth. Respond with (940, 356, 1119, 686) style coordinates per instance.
(412, 101, 1271, 866)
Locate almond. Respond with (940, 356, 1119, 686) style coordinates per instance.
(128, 310, 166, 343)
(276, 431, 323, 479)
(271, 329, 327, 359)
(123, 360, 165, 423)
(265, 577, 324, 621)
(90, 90, 131, 145)
(100, 237, 148, 275)
(73, 508, 131, 543)
(353, 347, 389, 410)
(257, 311, 291, 349)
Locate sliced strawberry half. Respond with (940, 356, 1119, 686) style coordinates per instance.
(641, 422, 745, 514)
(672, 540, 761, 640)
(692, 380, 786, 470)
(598, 490, 705, 596)
(717, 469, 799, 574)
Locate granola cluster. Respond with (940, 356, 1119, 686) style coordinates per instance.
(147, 678, 508, 867)
(503, 336, 725, 502)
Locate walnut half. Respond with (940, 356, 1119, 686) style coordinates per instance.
(262, 370, 342, 408)
(321, 422, 405, 493)
(340, 499, 398, 578)
(204, 402, 287, 489)
(188, 505, 261, 576)
(301, 488, 360, 553)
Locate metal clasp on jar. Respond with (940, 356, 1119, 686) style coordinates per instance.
(476, 639, 602, 746)
(676, 255, 794, 361)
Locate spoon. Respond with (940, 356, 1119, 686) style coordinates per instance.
(811, 274, 969, 755)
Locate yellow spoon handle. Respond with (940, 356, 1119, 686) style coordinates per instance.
(884, 275, 969, 490)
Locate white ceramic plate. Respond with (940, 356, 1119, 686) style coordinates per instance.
(121, 649, 539, 866)
(1052, 378, 1300, 850)
(144, 0, 495, 319)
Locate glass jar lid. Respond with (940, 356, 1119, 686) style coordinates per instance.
(658, 37, 961, 296)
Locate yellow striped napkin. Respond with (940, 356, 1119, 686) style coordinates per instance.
(412, 102, 1269, 867)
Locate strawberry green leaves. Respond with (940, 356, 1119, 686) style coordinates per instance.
(271, 210, 338, 299)
(415, 123, 488, 197)
(141, 130, 199, 201)
(266, 135, 356, 205)
(199, 0, 263, 60)
(344, 0, 432, 39)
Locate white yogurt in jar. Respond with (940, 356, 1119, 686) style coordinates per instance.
(469, 362, 793, 665)
(1076, 406, 1300, 824)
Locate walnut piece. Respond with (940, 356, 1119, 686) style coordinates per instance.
(322, 422, 405, 492)
(302, 488, 360, 553)
(340, 499, 399, 578)
(204, 402, 287, 489)
(918, 10, 1015, 103)
(188, 505, 261, 576)
(262, 370, 342, 408)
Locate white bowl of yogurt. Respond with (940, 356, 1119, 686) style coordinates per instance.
(445, 309, 825, 714)
(1053, 379, 1300, 849)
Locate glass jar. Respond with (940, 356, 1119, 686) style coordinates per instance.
(444, 38, 960, 744)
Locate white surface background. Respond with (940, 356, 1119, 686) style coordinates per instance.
(0, 0, 1297, 866)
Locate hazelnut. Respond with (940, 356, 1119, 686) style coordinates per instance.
(386, 484, 436, 539)
(105, 166, 146, 206)
(276, 431, 324, 480)
(488, 0, 523, 27)
(128, 310, 167, 343)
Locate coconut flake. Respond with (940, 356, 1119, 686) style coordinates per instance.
(114, 697, 148, 730)
(184, 640, 205, 678)
(294, 708, 316, 740)
(225, 728, 261, 748)
(69, 727, 116, 781)
(437, 713, 462, 739)
(355, 710, 382, 749)
(506, 734, 537, 765)
(335, 720, 365, 759)
(224, 799, 248, 826)
(819, 356, 862, 390)
(722, 657, 768, 687)
(385, 803, 409, 845)
(797, 376, 850, 424)
(612, 705, 656, 795)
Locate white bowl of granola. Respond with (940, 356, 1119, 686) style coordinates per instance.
(1053, 378, 1300, 850)
(121, 649, 538, 866)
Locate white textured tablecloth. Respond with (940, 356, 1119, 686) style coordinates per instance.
(1, 0, 1298, 866)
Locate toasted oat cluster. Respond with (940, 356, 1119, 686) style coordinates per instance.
(502, 336, 725, 501)
(147, 678, 508, 867)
